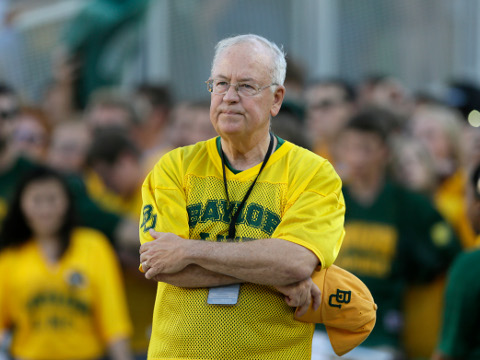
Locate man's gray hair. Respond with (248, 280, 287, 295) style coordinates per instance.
(211, 34, 287, 86)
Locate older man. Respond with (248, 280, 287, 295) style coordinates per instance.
(139, 34, 345, 359)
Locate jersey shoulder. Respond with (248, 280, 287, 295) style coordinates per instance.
(157, 139, 212, 165)
(275, 142, 343, 204)
(149, 139, 213, 177)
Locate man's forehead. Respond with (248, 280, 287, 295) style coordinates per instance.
(212, 71, 269, 83)
(214, 75, 257, 83)
(212, 44, 271, 78)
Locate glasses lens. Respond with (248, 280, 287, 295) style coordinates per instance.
(237, 84, 259, 96)
(208, 80, 265, 96)
(213, 80, 229, 94)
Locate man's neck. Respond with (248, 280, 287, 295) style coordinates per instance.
(221, 132, 274, 171)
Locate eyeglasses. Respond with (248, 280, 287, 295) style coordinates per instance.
(206, 79, 277, 96)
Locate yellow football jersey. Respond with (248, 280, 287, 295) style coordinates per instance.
(139, 137, 345, 360)
(0, 227, 132, 360)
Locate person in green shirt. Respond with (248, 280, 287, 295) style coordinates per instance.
(433, 163, 480, 360)
(312, 107, 461, 359)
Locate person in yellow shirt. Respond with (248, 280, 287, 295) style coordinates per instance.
(0, 166, 132, 360)
(410, 103, 475, 248)
(87, 129, 156, 359)
(87, 129, 144, 219)
(138, 34, 346, 360)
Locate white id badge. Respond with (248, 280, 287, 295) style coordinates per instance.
(207, 284, 241, 305)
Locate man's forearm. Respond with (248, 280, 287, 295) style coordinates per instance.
(184, 238, 319, 286)
(140, 232, 319, 286)
(153, 264, 241, 288)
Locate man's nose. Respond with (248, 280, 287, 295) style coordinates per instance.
(223, 84, 240, 101)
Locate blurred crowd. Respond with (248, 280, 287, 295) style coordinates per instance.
(1, 6, 480, 357)
(1, 61, 480, 359)
(0, 78, 218, 360)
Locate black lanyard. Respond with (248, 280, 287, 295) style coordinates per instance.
(220, 132, 275, 240)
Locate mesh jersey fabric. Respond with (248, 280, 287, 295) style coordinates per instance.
(0, 227, 132, 360)
(139, 137, 345, 360)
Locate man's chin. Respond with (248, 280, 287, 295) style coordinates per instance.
(217, 124, 244, 137)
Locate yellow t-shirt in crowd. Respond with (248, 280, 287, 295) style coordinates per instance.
(0, 228, 132, 360)
(85, 170, 144, 221)
(139, 137, 345, 360)
(85, 169, 156, 354)
(435, 170, 476, 249)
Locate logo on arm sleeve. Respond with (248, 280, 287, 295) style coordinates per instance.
(141, 204, 157, 233)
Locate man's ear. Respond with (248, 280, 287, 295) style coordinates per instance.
(270, 85, 286, 117)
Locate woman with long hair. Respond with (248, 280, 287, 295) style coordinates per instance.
(0, 166, 133, 360)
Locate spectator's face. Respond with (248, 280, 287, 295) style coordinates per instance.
(209, 43, 284, 140)
(92, 155, 139, 197)
(411, 111, 451, 164)
(393, 143, 435, 193)
(21, 178, 68, 238)
(168, 105, 196, 148)
(10, 114, 48, 161)
(87, 105, 131, 131)
(47, 124, 90, 174)
(305, 85, 353, 140)
(339, 129, 388, 182)
(370, 81, 405, 106)
(365, 79, 412, 118)
(0, 94, 19, 149)
(168, 106, 217, 147)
